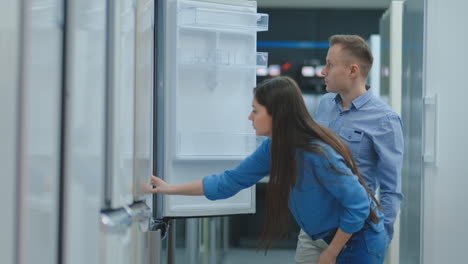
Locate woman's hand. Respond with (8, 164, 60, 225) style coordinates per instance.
(317, 248, 337, 264)
(146, 176, 204, 196)
(147, 175, 173, 194)
(318, 228, 350, 263)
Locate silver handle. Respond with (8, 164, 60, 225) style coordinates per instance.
(127, 202, 152, 232)
(100, 208, 132, 234)
(423, 94, 438, 165)
(127, 201, 152, 220)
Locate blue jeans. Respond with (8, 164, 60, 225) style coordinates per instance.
(336, 227, 388, 264)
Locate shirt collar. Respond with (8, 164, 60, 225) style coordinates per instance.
(352, 90, 373, 110)
(332, 90, 373, 110)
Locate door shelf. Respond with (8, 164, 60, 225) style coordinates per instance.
(178, 7, 268, 32)
(178, 50, 268, 69)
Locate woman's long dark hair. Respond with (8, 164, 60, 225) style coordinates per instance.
(255, 76, 381, 251)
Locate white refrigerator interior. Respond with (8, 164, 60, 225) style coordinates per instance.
(133, 0, 155, 202)
(0, 1, 20, 263)
(18, 0, 64, 263)
(62, 1, 107, 264)
(106, 0, 137, 209)
(160, 0, 268, 217)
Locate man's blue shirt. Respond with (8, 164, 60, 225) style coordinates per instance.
(203, 139, 384, 238)
(314, 91, 404, 240)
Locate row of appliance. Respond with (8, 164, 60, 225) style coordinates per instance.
(1, 0, 268, 263)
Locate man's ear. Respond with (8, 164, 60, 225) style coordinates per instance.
(349, 63, 360, 78)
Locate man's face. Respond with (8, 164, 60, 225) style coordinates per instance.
(321, 44, 351, 94)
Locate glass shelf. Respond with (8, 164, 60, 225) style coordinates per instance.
(179, 7, 268, 32)
(178, 49, 268, 68)
(175, 132, 256, 161)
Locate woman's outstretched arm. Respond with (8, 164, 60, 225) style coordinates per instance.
(148, 175, 204, 196)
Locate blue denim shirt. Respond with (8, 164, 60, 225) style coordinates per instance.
(203, 139, 384, 237)
(314, 91, 404, 240)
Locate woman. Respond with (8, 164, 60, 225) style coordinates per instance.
(148, 76, 387, 264)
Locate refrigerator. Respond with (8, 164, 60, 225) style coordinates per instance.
(99, 0, 155, 263)
(12, 0, 65, 263)
(400, 0, 468, 263)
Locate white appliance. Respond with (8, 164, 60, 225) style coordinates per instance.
(13, 1, 64, 263)
(100, 0, 155, 263)
(63, 1, 107, 264)
(400, 0, 468, 263)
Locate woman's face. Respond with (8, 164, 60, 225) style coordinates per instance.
(248, 97, 272, 137)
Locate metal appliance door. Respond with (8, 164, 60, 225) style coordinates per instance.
(129, 202, 153, 264)
(0, 1, 21, 263)
(62, 1, 107, 263)
(133, 0, 155, 202)
(17, 0, 64, 263)
(106, 0, 137, 209)
(100, 208, 133, 264)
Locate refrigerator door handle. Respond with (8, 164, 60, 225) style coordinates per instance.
(127, 202, 152, 220)
(127, 202, 153, 233)
(423, 94, 438, 165)
(100, 208, 132, 234)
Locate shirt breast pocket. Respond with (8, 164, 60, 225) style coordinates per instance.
(339, 127, 364, 158)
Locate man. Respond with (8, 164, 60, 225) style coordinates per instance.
(295, 35, 404, 263)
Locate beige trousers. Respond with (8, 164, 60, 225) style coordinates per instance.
(295, 229, 329, 264)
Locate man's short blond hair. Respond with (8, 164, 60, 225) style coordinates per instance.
(329, 35, 373, 78)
